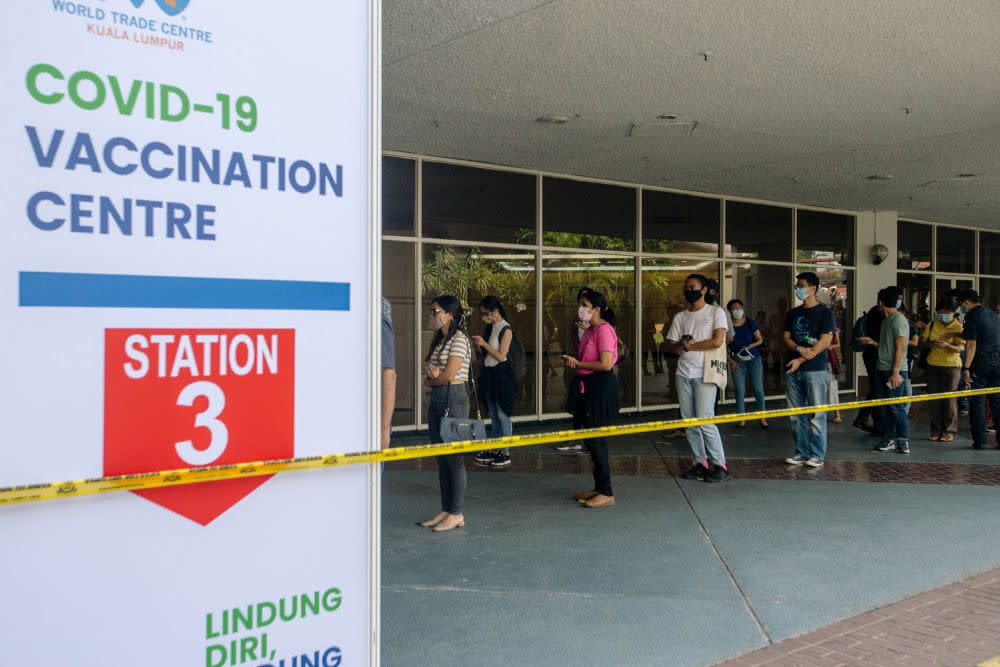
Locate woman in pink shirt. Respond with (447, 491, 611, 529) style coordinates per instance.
(562, 289, 620, 508)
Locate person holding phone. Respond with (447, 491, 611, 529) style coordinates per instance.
(921, 299, 965, 442)
(865, 286, 911, 455)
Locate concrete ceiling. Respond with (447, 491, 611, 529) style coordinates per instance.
(382, 0, 1000, 228)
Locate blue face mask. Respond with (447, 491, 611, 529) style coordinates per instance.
(961, 306, 969, 315)
(895, 300, 902, 309)
(937, 313, 954, 323)
(794, 287, 809, 301)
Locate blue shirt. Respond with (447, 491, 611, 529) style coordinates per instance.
(728, 318, 761, 358)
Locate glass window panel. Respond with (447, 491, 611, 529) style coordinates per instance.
(980, 232, 1000, 276)
(721, 263, 793, 398)
(796, 209, 855, 266)
(981, 278, 1000, 315)
(382, 156, 415, 236)
(640, 259, 720, 406)
(936, 226, 976, 274)
(541, 254, 636, 411)
(382, 240, 416, 427)
(542, 177, 636, 250)
(421, 244, 537, 418)
(641, 190, 720, 256)
(422, 162, 536, 244)
(724, 201, 793, 261)
(896, 221, 932, 271)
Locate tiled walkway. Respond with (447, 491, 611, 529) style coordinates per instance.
(719, 568, 1000, 666)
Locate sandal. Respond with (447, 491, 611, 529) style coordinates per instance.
(940, 434, 955, 443)
(930, 434, 941, 441)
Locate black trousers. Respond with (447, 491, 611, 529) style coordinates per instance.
(428, 385, 470, 514)
(856, 350, 884, 435)
(568, 373, 619, 497)
(970, 356, 1000, 447)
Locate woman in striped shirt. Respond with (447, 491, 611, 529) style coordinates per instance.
(419, 294, 473, 533)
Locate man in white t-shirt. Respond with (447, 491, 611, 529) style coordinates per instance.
(665, 274, 731, 482)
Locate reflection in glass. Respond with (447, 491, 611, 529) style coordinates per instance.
(641, 260, 720, 406)
(981, 232, 1000, 276)
(383, 157, 415, 236)
(936, 226, 975, 274)
(805, 267, 855, 392)
(641, 190, 720, 256)
(422, 162, 536, 244)
(981, 278, 1000, 314)
(542, 177, 636, 250)
(723, 263, 793, 396)
(897, 221, 932, 271)
(897, 272, 932, 384)
(541, 254, 636, 412)
(421, 245, 537, 417)
(383, 240, 416, 426)
(796, 210, 855, 266)
(725, 201, 793, 261)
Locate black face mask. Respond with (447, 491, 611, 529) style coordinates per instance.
(684, 289, 702, 304)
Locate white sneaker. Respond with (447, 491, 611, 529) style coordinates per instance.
(804, 457, 824, 468)
(555, 443, 583, 452)
(785, 455, 808, 465)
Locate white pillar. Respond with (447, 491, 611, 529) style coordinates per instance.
(854, 210, 897, 382)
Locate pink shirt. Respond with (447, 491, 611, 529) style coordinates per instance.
(577, 322, 619, 376)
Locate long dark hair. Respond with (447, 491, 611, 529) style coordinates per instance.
(479, 295, 508, 321)
(426, 294, 464, 361)
(581, 289, 617, 328)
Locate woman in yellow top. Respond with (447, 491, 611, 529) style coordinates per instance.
(921, 300, 965, 442)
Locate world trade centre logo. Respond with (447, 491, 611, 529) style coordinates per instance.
(130, 0, 191, 16)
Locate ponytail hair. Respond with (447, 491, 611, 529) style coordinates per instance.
(426, 294, 464, 361)
(479, 295, 508, 321)
(582, 289, 618, 328)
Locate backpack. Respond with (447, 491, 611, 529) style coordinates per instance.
(498, 325, 527, 386)
(849, 311, 868, 352)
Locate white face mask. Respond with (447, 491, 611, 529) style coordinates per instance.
(578, 305, 594, 323)
(731, 309, 744, 320)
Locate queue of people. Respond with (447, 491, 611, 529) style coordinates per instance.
(392, 280, 999, 532)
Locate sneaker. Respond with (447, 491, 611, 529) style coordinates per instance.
(682, 463, 710, 480)
(874, 440, 895, 452)
(896, 441, 910, 455)
(555, 443, 584, 452)
(804, 457, 824, 468)
(489, 453, 511, 467)
(704, 465, 731, 483)
(785, 455, 808, 465)
(474, 451, 494, 466)
(851, 418, 872, 433)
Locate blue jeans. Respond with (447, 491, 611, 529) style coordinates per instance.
(485, 398, 512, 455)
(732, 355, 766, 415)
(784, 370, 830, 460)
(676, 374, 726, 466)
(876, 370, 909, 442)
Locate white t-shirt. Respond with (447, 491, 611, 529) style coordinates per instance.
(666, 305, 729, 379)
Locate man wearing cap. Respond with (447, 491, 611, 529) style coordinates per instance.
(959, 289, 1000, 449)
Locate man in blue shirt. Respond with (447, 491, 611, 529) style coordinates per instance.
(959, 289, 1000, 449)
(783, 271, 836, 468)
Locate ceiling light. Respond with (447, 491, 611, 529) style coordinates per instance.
(537, 114, 571, 124)
(657, 113, 679, 121)
(866, 174, 893, 181)
(957, 173, 976, 179)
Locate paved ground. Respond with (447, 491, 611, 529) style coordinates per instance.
(382, 403, 1000, 666)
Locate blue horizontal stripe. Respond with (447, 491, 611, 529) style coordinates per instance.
(19, 272, 350, 311)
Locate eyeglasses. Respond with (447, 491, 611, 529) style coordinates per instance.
(429, 308, 444, 315)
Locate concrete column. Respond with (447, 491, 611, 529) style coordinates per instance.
(854, 210, 897, 382)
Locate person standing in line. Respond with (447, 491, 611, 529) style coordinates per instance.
(556, 288, 591, 452)
(861, 287, 911, 455)
(921, 300, 965, 442)
(418, 295, 473, 533)
(381, 297, 397, 451)
(852, 302, 886, 436)
(563, 289, 620, 508)
(664, 274, 731, 482)
(958, 289, 1000, 450)
(472, 296, 516, 468)
(726, 299, 769, 429)
(783, 272, 836, 468)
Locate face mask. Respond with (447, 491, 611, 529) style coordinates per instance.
(683, 289, 702, 304)
(895, 300, 902, 309)
(961, 306, 969, 315)
(577, 305, 594, 323)
(731, 309, 744, 320)
(481, 314, 493, 324)
(937, 313, 954, 323)
(429, 314, 443, 330)
(794, 287, 809, 301)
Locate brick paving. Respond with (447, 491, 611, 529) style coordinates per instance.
(717, 568, 1000, 667)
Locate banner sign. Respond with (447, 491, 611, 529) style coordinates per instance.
(0, 1, 378, 665)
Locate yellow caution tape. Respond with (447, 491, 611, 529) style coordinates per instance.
(1, 387, 998, 507)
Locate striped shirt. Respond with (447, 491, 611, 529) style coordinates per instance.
(429, 331, 471, 382)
